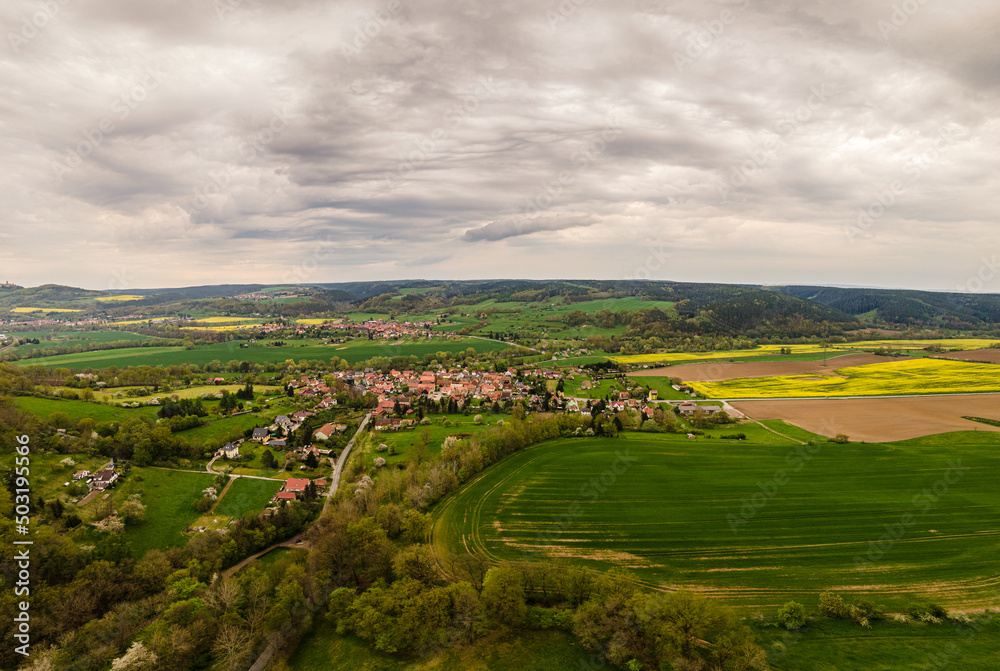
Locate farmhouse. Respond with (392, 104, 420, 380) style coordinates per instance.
(251, 427, 270, 442)
(73, 470, 91, 481)
(217, 442, 241, 458)
(676, 402, 722, 417)
(90, 468, 119, 491)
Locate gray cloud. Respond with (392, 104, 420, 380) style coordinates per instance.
(464, 214, 599, 242)
(0, 0, 998, 290)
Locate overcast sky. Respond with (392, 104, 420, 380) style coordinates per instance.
(1, 0, 998, 292)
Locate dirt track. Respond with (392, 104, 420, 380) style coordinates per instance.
(628, 353, 889, 382)
(732, 394, 1000, 442)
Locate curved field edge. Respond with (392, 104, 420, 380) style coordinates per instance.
(431, 434, 1000, 612)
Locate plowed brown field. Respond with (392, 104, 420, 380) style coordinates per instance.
(936, 349, 1000, 364)
(732, 394, 1000, 442)
(628, 353, 888, 382)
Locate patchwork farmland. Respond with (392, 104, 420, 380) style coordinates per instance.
(732, 394, 1000, 442)
(432, 434, 1000, 612)
(687, 358, 1000, 398)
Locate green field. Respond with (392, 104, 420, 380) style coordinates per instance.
(14, 396, 160, 423)
(215, 477, 283, 517)
(757, 616, 1000, 671)
(289, 617, 611, 671)
(432, 433, 1000, 611)
(6, 329, 164, 354)
(114, 467, 217, 556)
(9, 337, 509, 369)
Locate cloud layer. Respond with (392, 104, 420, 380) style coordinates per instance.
(1, 0, 998, 291)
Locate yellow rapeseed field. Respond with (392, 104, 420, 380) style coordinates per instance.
(688, 358, 1000, 398)
(11, 307, 82, 313)
(608, 339, 998, 366)
(94, 295, 145, 302)
(609, 344, 831, 364)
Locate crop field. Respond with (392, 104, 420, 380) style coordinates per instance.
(432, 434, 1000, 611)
(846, 339, 999, 351)
(733, 394, 1000, 442)
(629, 353, 888, 382)
(94, 294, 145, 301)
(9, 307, 83, 313)
(609, 344, 836, 365)
(688, 358, 1000, 398)
(214, 477, 282, 517)
(937, 348, 1000, 364)
(91, 384, 280, 404)
(7, 329, 163, 353)
(8, 337, 508, 369)
(756, 617, 1000, 671)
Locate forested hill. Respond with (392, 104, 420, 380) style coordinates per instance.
(772, 285, 1000, 328)
(6, 279, 1000, 333)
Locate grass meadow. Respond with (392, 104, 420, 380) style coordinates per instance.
(214, 477, 283, 517)
(113, 467, 217, 556)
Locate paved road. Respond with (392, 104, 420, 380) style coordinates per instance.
(325, 412, 371, 507)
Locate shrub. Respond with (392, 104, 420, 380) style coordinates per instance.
(778, 601, 806, 630)
(819, 592, 850, 620)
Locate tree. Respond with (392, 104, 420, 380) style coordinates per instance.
(778, 601, 806, 630)
(119, 495, 146, 524)
(304, 451, 319, 469)
(392, 545, 437, 585)
(111, 641, 158, 671)
(261, 449, 277, 469)
(481, 565, 527, 627)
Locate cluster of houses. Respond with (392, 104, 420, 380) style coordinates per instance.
(331, 318, 441, 340)
(271, 477, 328, 504)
